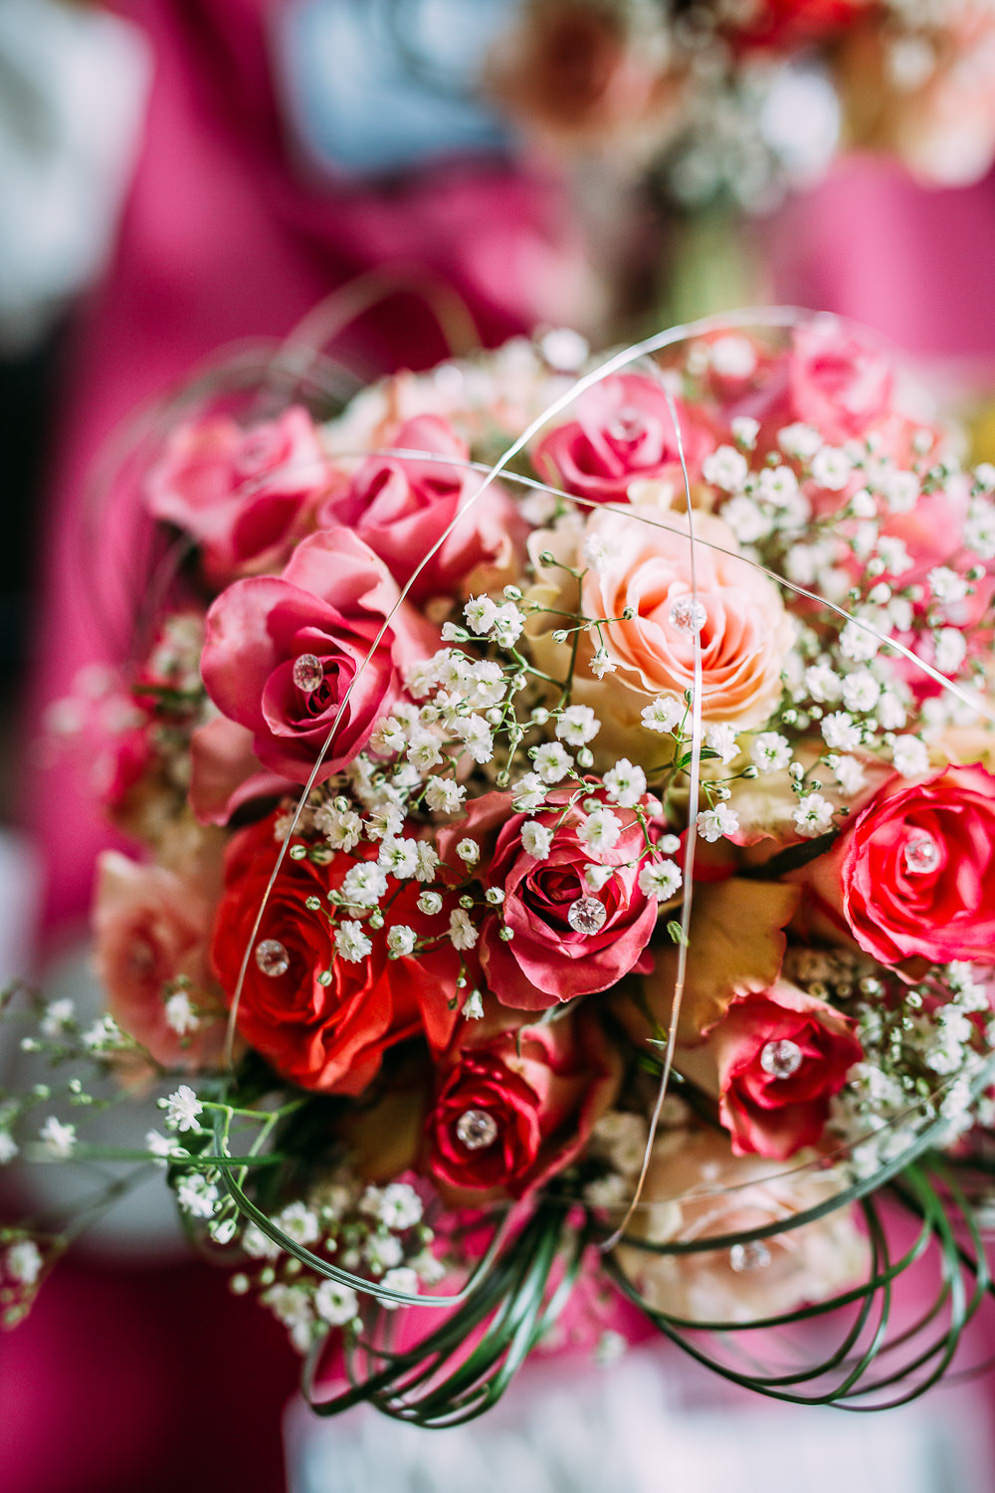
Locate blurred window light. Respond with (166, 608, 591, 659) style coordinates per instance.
(271, 0, 516, 177)
(0, 0, 150, 354)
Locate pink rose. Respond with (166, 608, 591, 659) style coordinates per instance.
(693, 983, 862, 1160)
(93, 852, 225, 1070)
(533, 373, 714, 505)
(319, 415, 524, 602)
(200, 527, 438, 782)
(424, 1013, 620, 1198)
(799, 765, 995, 965)
(439, 788, 663, 1010)
(145, 407, 331, 584)
(616, 1127, 869, 1324)
(527, 509, 794, 753)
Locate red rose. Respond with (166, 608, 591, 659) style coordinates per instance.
(424, 1014, 619, 1198)
(200, 527, 438, 783)
(210, 814, 458, 1094)
(695, 983, 862, 1161)
(799, 765, 995, 966)
(145, 407, 331, 584)
(319, 415, 524, 603)
(728, 0, 861, 52)
(533, 373, 714, 506)
(438, 789, 664, 1010)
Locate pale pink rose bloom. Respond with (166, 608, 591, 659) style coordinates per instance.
(527, 507, 793, 763)
(92, 852, 225, 1070)
(616, 1127, 869, 1324)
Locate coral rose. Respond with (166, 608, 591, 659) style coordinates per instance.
(797, 764, 995, 965)
(615, 1127, 869, 1323)
(527, 507, 793, 759)
(93, 852, 225, 1070)
(210, 815, 459, 1094)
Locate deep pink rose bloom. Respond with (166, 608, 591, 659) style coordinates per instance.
(707, 984, 862, 1161)
(200, 527, 438, 782)
(801, 765, 995, 965)
(533, 373, 714, 505)
(424, 1015, 620, 1198)
(320, 414, 524, 602)
(145, 406, 331, 584)
(439, 788, 662, 1009)
(787, 321, 894, 442)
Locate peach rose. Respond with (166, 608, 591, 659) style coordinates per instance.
(615, 1127, 868, 1324)
(93, 852, 226, 1070)
(526, 507, 793, 760)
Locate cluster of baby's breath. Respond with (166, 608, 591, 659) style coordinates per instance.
(816, 962, 995, 1176)
(228, 1174, 443, 1353)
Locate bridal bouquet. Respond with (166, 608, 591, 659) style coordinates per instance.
(486, 0, 995, 206)
(4, 311, 995, 1420)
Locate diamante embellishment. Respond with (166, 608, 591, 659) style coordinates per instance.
(760, 1038, 803, 1080)
(903, 832, 941, 876)
(729, 1241, 771, 1272)
(455, 1109, 498, 1151)
(255, 939, 290, 977)
(567, 897, 608, 935)
(608, 407, 645, 442)
(668, 597, 707, 633)
(292, 654, 324, 693)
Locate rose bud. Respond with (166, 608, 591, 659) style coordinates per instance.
(424, 1013, 620, 1200)
(678, 983, 862, 1161)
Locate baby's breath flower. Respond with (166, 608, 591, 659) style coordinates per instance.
(891, 734, 929, 778)
(603, 758, 646, 807)
(641, 696, 682, 733)
(335, 921, 372, 963)
(448, 909, 478, 951)
(380, 1266, 419, 1307)
(533, 743, 572, 785)
(377, 1182, 423, 1230)
(512, 772, 546, 812)
(315, 1280, 359, 1326)
(811, 447, 852, 491)
(794, 793, 835, 837)
(387, 925, 417, 958)
(378, 838, 420, 880)
(0, 1133, 19, 1165)
(275, 1202, 320, 1246)
(463, 595, 498, 635)
(424, 776, 465, 814)
(313, 803, 363, 852)
(556, 705, 599, 745)
(822, 711, 862, 751)
(462, 989, 485, 1020)
(590, 648, 616, 679)
(703, 444, 749, 492)
(417, 890, 443, 917)
(177, 1174, 219, 1220)
(778, 422, 822, 461)
(456, 838, 480, 865)
(40, 998, 75, 1039)
(638, 859, 682, 900)
(163, 1086, 202, 1134)
(6, 1240, 42, 1285)
(577, 807, 622, 853)
(750, 731, 792, 772)
(341, 863, 387, 908)
(164, 992, 199, 1037)
(521, 822, 553, 859)
(696, 804, 739, 843)
(704, 723, 739, 765)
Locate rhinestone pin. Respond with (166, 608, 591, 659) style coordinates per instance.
(760, 1038, 803, 1080)
(608, 406, 645, 442)
(254, 939, 290, 977)
(455, 1108, 498, 1151)
(567, 897, 608, 935)
(668, 597, 707, 633)
(292, 653, 324, 693)
(903, 831, 940, 876)
(729, 1241, 771, 1272)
